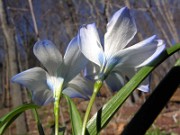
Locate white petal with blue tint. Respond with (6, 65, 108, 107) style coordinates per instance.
(136, 39, 165, 68)
(11, 67, 48, 90)
(104, 7, 137, 59)
(33, 40, 62, 75)
(111, 35, 165, 68)
(79, 23, 105, 66)
(62, 37, 88, 84)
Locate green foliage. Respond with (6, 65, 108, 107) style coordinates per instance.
(32, 109, 45, 135)
(64, 94, 83, 135)
(0, 103, 38, 134)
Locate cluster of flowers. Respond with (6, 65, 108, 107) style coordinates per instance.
(11, 7, 165, 106)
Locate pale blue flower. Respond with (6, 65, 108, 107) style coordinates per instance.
(76, 7, 165, 93)
(11, 37, 87, 105)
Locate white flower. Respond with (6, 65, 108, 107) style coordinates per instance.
(77, 7, 165, 93)
(11, 37, 87, 105)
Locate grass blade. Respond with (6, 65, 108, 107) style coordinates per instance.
(0, 103, 38, 134)
(64, 95, 83, 135)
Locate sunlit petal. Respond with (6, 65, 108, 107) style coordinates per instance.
(33, 40, 62, 75)
(104, 7, 137, 58)
(111, 35, 165, 68)
(61, 37, 88, 84)
(136, 39, 165, 68)
(78, 23, 105, 66)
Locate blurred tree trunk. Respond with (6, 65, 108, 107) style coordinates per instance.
(0, 0, 27, 134)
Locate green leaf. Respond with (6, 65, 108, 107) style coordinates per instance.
(0, 103, 39, 134)
(87, 44, 180, 134)
(0, 112, 22, 134)
(64, 94, 83, 135)
(32, 109, 45, 135)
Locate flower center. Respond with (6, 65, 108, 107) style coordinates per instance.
(47, 76, 64, 95)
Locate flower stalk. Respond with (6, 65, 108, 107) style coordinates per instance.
(82, 80, 103, 135)
(54, 84, 63, 135)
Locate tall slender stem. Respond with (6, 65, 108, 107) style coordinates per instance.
(54, 99, 59, 135)
(82, 80, 103, 135)
(54, 84, 63, 135)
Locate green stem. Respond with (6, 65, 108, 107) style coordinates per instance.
(54, 99, 59, 135)
(54, 84, 63, 135)
(82, 80, 103, 135)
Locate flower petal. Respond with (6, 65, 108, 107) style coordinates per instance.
(11, 67, 54, 105)
(33, 40, 62, 75)
(78, 23, 105, 66)
(63, 75, 94, 99)
(104, 7, 137, 58)
(32, 89, 54, 105)
(63, 87, 88, 99)
(11, 67, 48, 90)
(61, 37, 88, 84)
(136, 39, 165, 68)
(105, 72, 124, 92)
(138, 83, 150, 92)
(111, 35, 165, 68)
